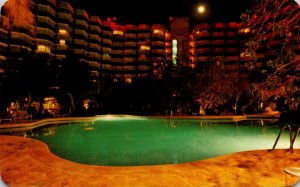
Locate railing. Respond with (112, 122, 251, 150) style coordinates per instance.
(89, 34, 101, 42)
(74, 29, 89, 39)
(36, 27, 56, 38)
(57, 12, 73, 23)
(37, 4, 56, 17)
(37, 16, 56, 28)
(75, 20, 89, 30)
(90, 25, 102, 34)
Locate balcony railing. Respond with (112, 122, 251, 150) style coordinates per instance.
(36, 27, 56, 38)
(102, 47, 112, 53)
(195, 40, 210, 46)
(151, 41, 164, 47)
(124, 66, 136, 71)
(138, 65, 150, 71)
(102, 55, 112, 61)
(137, 33, 150, 39)
(56, 44, 68, 51)
(89, 34, 101, 42)
(37, 4, 56, 17)
(124, 42, 137, 47)
(36, 38, 55, 48)
(196, 56, 209, 62)
(211, 40, 224, 45)
(88, 52, 101, 60)
(58, 1, 74, 13)
(75, 20, 89, 30)
(151, 49, 165, 55)
(57, 23, 72, 33)
(124, 50, 137, 55)
(103, 30, 112, 38)
(75, 9, 89, 21)
(112, 42, 123, 47)
(196, 48, 210, 54)
(37, 16, 56, 28)
(90, 25, 102, 34)
(57, 12, 73, 23)
(111, 50, 123, 55)
(138, 57, 150, 63)
(89, 61, 100, 68)
(125, 33, 137, 39)
(111, 58, 123, 63)
(74, 48, 86, 55)
(89, 43, 101, 51)
(124, 58, 136, 63)
(74, 39, 88, 47)
(74, 29, 89, 39)
(138, 24, 150, 31)
(11, 32, 34, 45)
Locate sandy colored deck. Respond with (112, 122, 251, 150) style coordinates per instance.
(0, 135, 299, 187)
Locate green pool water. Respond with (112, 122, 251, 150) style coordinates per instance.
(27, 115, 296, 166)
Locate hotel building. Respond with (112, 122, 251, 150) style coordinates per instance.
(0, 0, 299, 95)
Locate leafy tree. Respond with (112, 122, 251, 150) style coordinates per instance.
(241, 0, 300, 110)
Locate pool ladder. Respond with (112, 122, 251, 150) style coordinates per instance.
(272, 124, 300, 152)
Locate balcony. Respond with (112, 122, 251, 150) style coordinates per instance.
(57, 23, 72, 33)
(36, 27, 56, 38)
(88, 52, 101, 60)
(151, 41, 164, 47)
(74, 29, 89, 39)
(196, 56, 209, 62)
(74, 39, 88, 47)
(124, 50, 137, 55)
(36, 38, 55, 48)
(226, 32, 237, 37)
(151, 33, 165, 39)
(89, 34, 102, 43)
(137, 33, 150, 39)
(75, 20, 89, 30)
(226, 40, 238, 45)
(57, 12, 73, 23)
(151, 49, 165, 55)
(102, 47, 112, 53)
(90, 16, 102, 26)
(37, 16, 56, 28)
(195, 32, 209, 38)
(211, 32, 224, 37)
(226, 48, 238, 53)
(124, 42, 137, 47)
(211, 40, 224, 45)
(89, 44, 101, 51)
(56, 44, 68, 51)
(102, 38, 112, 46)
(103, 30, 112, 38)
(212, 48, 224, 54)
(75, 9, 89, 21)
(111, 66, 123, 71)
(138, 65, 150, 71)
(90, 25, 102, 34)
(125, 33, 137, 39)
(111, 58, 123, 63)
(124, 66, 136, 71)
(125, 24, 137, 31)
(74, 49, 86, 55)
(195, 40, 210, 46)
(111, 50, 123, 55)
(124, 58, 137, 63)
(58, 1, 74, 13)
(138, 58, 150, 63)
(112, 42, 123, 48)
(37, 4, 56, 18)
(196, 48, 210, 54)
(138, 24, 150, 31)
(11, 32, 34, 45)
(102, 55, 112, 61)
(89, 61, 100, 69)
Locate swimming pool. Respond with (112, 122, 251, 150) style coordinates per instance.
(26, 115, 296, 166)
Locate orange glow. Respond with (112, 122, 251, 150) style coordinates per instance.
(59, 29, 67, 35)
(153, 29, 163, 35)
(197, 5, 205, 14)
(37, 45, 51, 53)
(59, 40, 66, 45)
(140, 45, 150, 50)
(2, 0, 34, 32)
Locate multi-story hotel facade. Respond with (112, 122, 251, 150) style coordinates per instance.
(1, 0, 299, 95)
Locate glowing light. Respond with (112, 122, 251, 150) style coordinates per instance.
(197, 5, 205, 14)
(59, 29, 67, 35)
(172, 39, 178, 66)
(37, 45, 51, 53)
(140, 45, 150, 50)
(59, 40, 66, 45)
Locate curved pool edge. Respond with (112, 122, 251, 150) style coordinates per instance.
(1, 135, 299, 187)
(0, 114, 279, 133)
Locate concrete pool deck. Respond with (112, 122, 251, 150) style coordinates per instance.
(1, 135, 299, 187)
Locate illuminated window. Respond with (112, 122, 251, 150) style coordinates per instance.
(103, 53, 110, 56)
(172, 40, 177, 66)
(125, 78, 132, 84)
(113, 30, 124, 35)
(239, 28, 250, 33)
(153, 29, 164, 35)
(59, 40, 66, 45)
(140, 45, 150, 50)
(37, 45, 51, 53)
(59, 29, 67, 35)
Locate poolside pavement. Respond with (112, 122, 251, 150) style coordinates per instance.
(0, 135, 299, 187)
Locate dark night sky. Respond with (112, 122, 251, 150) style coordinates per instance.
(68, 0, 253, 26)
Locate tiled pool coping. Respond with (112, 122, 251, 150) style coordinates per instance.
(1, 135, 299, 186)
